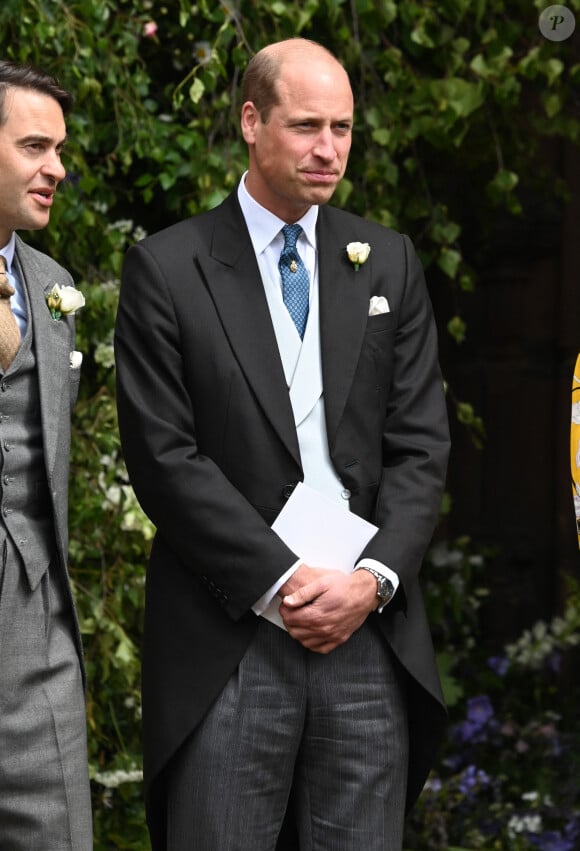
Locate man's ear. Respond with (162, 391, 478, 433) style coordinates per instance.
(241, 101, 259, 144)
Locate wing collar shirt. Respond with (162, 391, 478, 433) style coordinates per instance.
(237, 171, 318, 298)
(237, 175, 399, 616)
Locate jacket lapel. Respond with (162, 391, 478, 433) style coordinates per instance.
(317, 206, 372, 449)
(195, 196, 302, 467)
(15, 237, 70, 481)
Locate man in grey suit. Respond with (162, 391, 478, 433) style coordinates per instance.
(116, 38, 450, 851)
(0, 61, 92, 849)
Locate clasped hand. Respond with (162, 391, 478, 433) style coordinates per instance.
(278, 564, 378, 654)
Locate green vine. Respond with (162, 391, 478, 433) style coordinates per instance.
(1, 1, 578, 846)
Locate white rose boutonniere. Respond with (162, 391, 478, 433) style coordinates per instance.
(46, 284, 86, 320)
(346, 241, 371, 271)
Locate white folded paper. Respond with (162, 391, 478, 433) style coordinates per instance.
(262, 482, 378, 630)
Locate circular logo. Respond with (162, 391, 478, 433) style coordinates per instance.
(539, 5, 576, 41)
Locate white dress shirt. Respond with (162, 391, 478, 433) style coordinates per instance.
(236, 177, 399, 613)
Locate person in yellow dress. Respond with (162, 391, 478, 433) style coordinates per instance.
(572, 355, 580, 547)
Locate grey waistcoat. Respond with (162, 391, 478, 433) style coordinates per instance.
(0, 318, 56, 589)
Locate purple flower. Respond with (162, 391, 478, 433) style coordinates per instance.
(467, 695, 494, 726)
(457, 764, 491, 795)
(423, 776, 443, 794)
(564, 817, 580, 841)
(453, 695, 496, 744)
(529, 832, 575, 851)
(487, 655, 510, 676)
(454, 719, 479, 743)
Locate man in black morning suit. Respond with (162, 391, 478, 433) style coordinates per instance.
(115, 38, 450, 851)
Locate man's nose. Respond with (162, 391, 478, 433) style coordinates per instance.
(41, 150, 66, 182)
(312, 127, 335, 159)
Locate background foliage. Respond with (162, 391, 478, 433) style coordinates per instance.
(1, 0, 579, 848)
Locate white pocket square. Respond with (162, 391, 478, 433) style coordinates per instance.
(70, 350, 83, 369)
(369, 296, 390, 316)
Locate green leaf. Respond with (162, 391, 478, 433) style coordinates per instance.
(459, 273, 474, 292)
(159, 172, 175, 190)
(488, 168, 519, 194)
(436, 653, 464, 707)
(438, 248, 462, 279)
(364, 107, 381, 129)
(429, 78, 484, 118)
(447, 315, 466, 343)
(469, 53, 488, 77)
(411, 22, 436, 49)
(189, 78, 205, 104)
(518, 45, 541, 77)
(544, 92, 562, 118)
(371, 128, 391, 147)
(544, 57, 564, 85)
(431, 220, 461, 244)
(452, 37, 470, 56)
(440, 491, 452, 515)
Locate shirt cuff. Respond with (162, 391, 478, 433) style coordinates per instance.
(354, 558, 400, 612)
(251, 559, 302, 616)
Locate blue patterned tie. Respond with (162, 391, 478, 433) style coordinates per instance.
(279, 224, 310, 339)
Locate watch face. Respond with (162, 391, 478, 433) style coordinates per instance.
(377, 576, 393, 602)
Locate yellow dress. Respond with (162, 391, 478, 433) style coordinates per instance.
(572, 354, 580, 547)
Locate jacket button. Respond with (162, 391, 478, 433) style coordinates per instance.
(341, 488, 351, 500)
(282, 484, 295, 499)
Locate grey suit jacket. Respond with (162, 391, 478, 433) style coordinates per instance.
(13, 235, 84, 666)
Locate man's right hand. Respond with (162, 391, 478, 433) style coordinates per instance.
(277, 563, 378, 654)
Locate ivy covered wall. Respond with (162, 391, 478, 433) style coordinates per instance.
(1, 1, 579, 847)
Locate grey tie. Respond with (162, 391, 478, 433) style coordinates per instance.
(279, 224, 310, 339)
(0, 255, 21, 372)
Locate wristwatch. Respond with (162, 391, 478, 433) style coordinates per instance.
(357, 566, 395, 608)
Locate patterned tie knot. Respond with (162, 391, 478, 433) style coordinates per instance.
(0, 254, 14, 298)
(281, 224, 302, 264)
